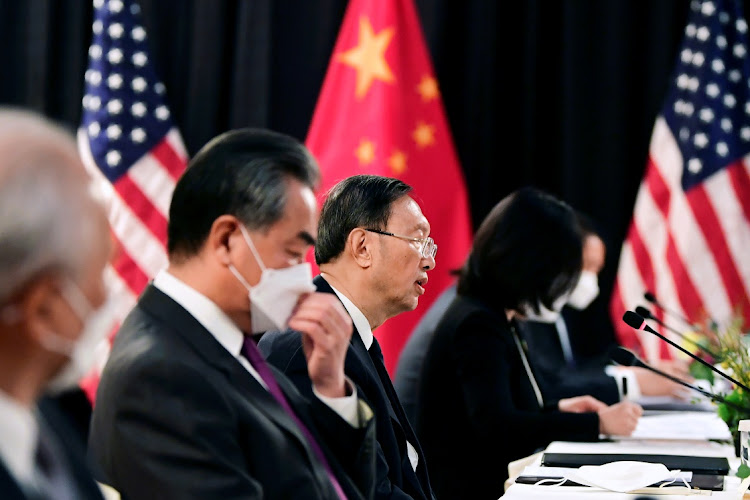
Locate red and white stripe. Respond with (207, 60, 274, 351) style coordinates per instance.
(611, 117, 750, 362)
(77, 128, 187, 384)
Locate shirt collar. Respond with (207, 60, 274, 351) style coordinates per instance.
(327, 284, 374, 350)
(0, 390, 37, 487)
(153, 270, 245, 358)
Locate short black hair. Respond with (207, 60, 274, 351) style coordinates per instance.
(315, 175, 412, 265)
(458, 187, 583, 314)
(167, 128, 320, 258)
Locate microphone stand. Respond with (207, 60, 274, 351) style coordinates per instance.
(612, 350, 750, 415)
(624, 311, 750, 395)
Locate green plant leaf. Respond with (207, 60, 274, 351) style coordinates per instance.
(689, 361, 715, 383)
(737, 463, 750, 479)
(718, 403, 731, 422)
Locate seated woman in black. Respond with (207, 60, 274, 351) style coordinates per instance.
(414, 187, 642, 500)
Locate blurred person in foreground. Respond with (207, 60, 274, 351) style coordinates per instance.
(90, 129, 376, 499)
(414, 187, 642, 499)
(260, 175, 436, 499)
(0, 108, 110, 499)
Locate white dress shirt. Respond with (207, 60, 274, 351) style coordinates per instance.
(328, 284, 420, 472)
(152, 270, 360, 426)
(0, 390, 38, 489)
(553, 317, 575, 366)
(555, 315, 641, 401)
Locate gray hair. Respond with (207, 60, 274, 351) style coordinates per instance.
(0, 109, 106, 303)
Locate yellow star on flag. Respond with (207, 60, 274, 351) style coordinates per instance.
(417, 75, 439, 102)
(338, 17, 396, 99)
(388, 150, 407, 175)
(412, 122, 436, 149)
(355, 139, 376, 166)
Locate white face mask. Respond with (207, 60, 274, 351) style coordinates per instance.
(567, 461, 675, 492)
(522, 294, 568, 323)
(41, 281, 114, 394)
(228, 224, 315, 334)
(566, 270, 599, 310)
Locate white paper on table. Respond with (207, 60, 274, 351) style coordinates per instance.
(502, 482, 726, 498)
(611, 411, 731, 441)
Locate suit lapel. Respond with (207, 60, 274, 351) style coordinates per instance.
(138, 285, 316, 460)
(313, 277, 402, 424)
(314, 276, 435, 497)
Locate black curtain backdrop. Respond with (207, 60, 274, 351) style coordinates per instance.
(2, 0, 739, 353)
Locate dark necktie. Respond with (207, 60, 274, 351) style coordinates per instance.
(241, 336, 347, 500)
(367, 337, 409, 424)
(367, 337, 432, 496)
(367, 338, 420, 464)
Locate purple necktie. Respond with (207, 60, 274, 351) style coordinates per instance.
(241, 336, 348, 500)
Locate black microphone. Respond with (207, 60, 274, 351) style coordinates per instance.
(644, 291, 693, 328)
(635, 305, 720, 359)
(622, 310, 750, 394)
(610, 346, 750, 415)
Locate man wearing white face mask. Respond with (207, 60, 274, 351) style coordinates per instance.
(90, 128, 377, 499)
(0, 109, 110, 500)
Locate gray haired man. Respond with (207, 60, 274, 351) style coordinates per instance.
(0, 109, 110, 499)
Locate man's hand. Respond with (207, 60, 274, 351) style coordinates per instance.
(558, 395, 608, 413)
(287, 292, 353, 398)
(598, 401, 643, 436)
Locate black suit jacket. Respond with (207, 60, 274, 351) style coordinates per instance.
(89, 285, 376, 500)
(394, 285, 456, 427)
(259, 276, 434, 500)
(518, 319, 621, 404)
(0, 397, 105, 500)
(414, 294, 600, 500)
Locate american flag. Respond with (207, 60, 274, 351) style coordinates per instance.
(77, 0, 187, 396)
(611, 0, 750, 362)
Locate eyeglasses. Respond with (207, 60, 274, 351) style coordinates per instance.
(364, 228, 438, 259)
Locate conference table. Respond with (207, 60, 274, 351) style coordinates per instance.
(501, 407, 750, 499)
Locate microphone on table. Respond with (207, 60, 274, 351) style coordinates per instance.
(622, 310, 750, 394)
(643, 291, 695, 328)
(634, 305, 720, 360)
(610, 346, 750, 415)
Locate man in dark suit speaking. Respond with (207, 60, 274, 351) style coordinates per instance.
(261, 175, 436, 499)
(90, 129, 377, 499)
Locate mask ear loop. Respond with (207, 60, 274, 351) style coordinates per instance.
(657, 470, 690, 490)
(61, 279, 93, 320)
(532, 477, 567, 487)
(238, 224, 267, 272)
(228, 264, 254, 291)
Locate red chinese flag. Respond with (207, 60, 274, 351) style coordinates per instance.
(306, 0, 473, 374)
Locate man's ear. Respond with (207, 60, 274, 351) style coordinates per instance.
(348, 228, 372, 269)
(207, 215, 242, 267)
(13, 275, 62, 342)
